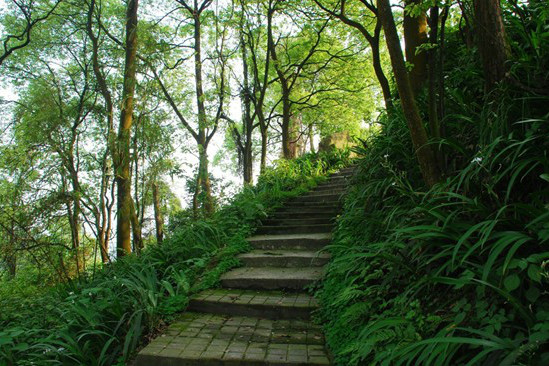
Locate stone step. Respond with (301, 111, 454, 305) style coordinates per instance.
(270, 211, 336, 220)
(135, 313, 330, 365)
(262, 217, 334, 226)
(247, 233, 332, 250)
(238, 250, 330, 267)
(292, 193, 342, 203)
(188, 289, 318, 320)
(307, 188, 346, 196)
(221, 267, 323, 290)
(255, 224, 333, 235)
(275, 206, 340, 214)
(338, 166, 356, 173)
(283, 201, 340, 208)
(326, 174, 352, 180)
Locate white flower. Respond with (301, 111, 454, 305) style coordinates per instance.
(472, 157, 483, 164)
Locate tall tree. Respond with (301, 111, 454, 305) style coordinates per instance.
(403, 0, 428, 95)
(116, 0, 139, 257)
(377, 0, 441, 187)
(152, 0, 230, 216)
(473, 0, 509, 91)
(267, 1, 332, 159)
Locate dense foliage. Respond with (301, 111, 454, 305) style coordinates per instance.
(316, 3, 549, 365)
(1, 0, 548, 365)
(0, 150, 350, 365)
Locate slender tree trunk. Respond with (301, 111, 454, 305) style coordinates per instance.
(260, 124, 268, 174)
(5, 231, 16, 278)
(403, 0, 428, 95)
(428, 6, 440, 140)
(289, 113, 302, 158)
(193, 14, 214, 215)
(371, 32, 393, 110)
(473, 0, 509, 91)
(116, 0, 139, 257)
(6, 255, 16, 278)
(130, 200, 143, 253)
(281, 88, 293, 159)
(197, 142, 214, 215)
(377, 0, 442, 187)
(241, 32, 254, 184)
(152, 182, 164, 244)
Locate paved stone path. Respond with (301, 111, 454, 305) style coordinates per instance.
(135, 167, 354, 365)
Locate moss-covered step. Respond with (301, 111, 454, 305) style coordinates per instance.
(220, 267, 323, 291)
(188, 289, 318, 320)
(247, 233, 332, 251)
(134, 313, 330, 366)
(237, 250, 330, 268)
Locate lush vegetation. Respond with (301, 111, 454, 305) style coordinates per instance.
(0, 150, 350, 365)
(1, 0, 548, 365)
(316, 2, 549, 365)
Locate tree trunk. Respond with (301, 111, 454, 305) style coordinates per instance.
(260, 125, 268, 174)
(281, 88, 293, 159)
(197, 143, 214, 215)
(372, 23, 393, 110)
(5, 232, 16, 278)
(241, 32, 254, 184)
(428, 6, 440, 140)
(152, 182, 164, 244)
(130, 199, 143, 252)
(377, 0, 442, 187)
(116, 0, 139, 257)
(6, 254, 16, 278)
(403, 0, 428, 96)
(193, 13, 214, 215)
(473, 0, 509, 91)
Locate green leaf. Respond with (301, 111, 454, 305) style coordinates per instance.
(503, 274, 520, 291)
(527, 264, 542, 282)
(540, 173, 549, 183)
(526, 286, 540, 303)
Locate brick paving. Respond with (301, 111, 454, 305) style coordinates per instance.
(135, 167, 355, 365)
(137, 313, 328, 365)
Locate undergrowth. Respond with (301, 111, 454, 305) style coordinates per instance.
(316, 3, 549, 365)
(0, 149, 351, 366)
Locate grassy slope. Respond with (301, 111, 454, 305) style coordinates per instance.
(315, 5, 549, 365)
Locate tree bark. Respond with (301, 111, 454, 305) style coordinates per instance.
(428, 6, 440, 140)
(260, 125, 268, 174)
(130, 199, 143, 252)
(152, 182, 164, 244)
(197, 142, 214, 215)
(116, 0, 139, 257)
(403, 0, 428, 95)
(377, 0, 442, 187)
(371, 26, 394, 110)
(473, 0, 509, 91)
(193, 12, 215, 215)
(240, 28, 254, 184)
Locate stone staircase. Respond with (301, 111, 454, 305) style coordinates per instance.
(134, 166, 355, 366)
